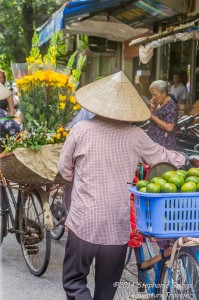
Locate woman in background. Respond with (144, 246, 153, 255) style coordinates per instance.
(0, 70, 15, 116)
(147, 80, 178, 150)
(0, 83, 20, 144)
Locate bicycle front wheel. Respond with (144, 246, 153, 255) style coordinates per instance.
(158, 247, 199, 300)
(49, 188, 65, 240)
(19, 190, 51, 276)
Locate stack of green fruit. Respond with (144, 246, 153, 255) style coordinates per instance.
(136, 168, 199, 193)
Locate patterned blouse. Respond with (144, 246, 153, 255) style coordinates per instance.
(0, 108, 20, 137)
(147, 99, 178, 150)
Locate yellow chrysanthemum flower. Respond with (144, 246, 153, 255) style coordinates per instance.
(68, 82, 75, 92)
(70, 95, 76, 104)
(57, 127, 64, 132)
(63, 131, 68, 137)
(59, 102, 66, 110)
(26, 56, 36, 64)
(56, 133, 61, 139)
(59, 94, 67, 101)
(73, 103, 81, 110)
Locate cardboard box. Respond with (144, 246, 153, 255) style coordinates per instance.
(136, 70, 151, 76)
(178, 104, 192, 118)
(192, 100, 199, 108)
(178, 104, 192, 111)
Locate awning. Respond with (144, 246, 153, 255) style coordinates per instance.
(65, 15, 149, 42)
(37, 0, 131, 46)
(37, 0, 182, 46)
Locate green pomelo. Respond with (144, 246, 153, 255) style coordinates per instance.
(197, 183, 199, 191)
(185, 176, 199, 184)
(150, 177, 162, 183)
(136, 180, 149, 190)
(139, 187, 147, 193)
(155, 178, 167, 187)
(187, 168, 199, 178)
(168, 174, 184, 189)
(176, 170, 187, 179)
(162, 171, 176, 181)
(146, 183, 160, 193)
(160, 183, 177, 193)
(181, 182, 197, 193)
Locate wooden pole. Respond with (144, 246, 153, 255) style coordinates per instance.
(129, 19, 199, 47)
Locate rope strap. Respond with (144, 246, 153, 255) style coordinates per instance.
(165, 237, 199, 268)
(0, 171, 7, 187)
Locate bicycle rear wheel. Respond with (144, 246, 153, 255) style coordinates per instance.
(19, 190, 51, 276)
(0, 184, 8, 245)
(158, 247, 199, 299)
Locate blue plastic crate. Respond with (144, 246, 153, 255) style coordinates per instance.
(129, 186, 199, 238)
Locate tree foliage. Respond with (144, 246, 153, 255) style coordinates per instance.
(0, 0, 60, 79)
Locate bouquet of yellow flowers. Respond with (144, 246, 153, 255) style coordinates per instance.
(0, 34, 88, 188)
(14, 32, 86, 131)
(0, 32, 86, 154)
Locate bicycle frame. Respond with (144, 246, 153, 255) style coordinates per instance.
(130, 238, 199, 299)
(134, 239, 164, 295)
(0, 179, 21, 236)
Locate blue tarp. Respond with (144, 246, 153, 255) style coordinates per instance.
(63, 0, 129, 23)
(37, 5, 65, 46)
(37, 0, 129, 46)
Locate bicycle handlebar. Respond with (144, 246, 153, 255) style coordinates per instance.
(177, 113, 199, 126)
(187, 122, 199, 130)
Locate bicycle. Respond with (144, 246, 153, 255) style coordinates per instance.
(116, 186, 199, 300)
(0, 148, 67, 276)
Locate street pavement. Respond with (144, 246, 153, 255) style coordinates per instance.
(1, 232, 67, 300)
(0, 229, 141, 300)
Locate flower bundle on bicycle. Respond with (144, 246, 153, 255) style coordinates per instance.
(0, 32, 86, 186)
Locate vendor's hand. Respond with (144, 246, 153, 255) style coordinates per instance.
(149, 98, 157, 112)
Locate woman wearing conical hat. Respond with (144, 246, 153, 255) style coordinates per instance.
(0, 82, 20, 142)
(0, 70, 16, 116)
(58, 71, 185, 300)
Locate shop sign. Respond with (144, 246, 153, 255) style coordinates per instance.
(113, 0, 177, 27)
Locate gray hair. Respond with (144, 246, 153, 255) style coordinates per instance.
(149, 80, 169, 94)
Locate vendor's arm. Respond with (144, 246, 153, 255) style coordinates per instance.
(135, 127, 185, 168)
(58, 128, 77, 182)
(150, 114, 175, 132)
(7, 95, 15, 116)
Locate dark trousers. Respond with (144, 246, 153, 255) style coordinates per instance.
(63, 229, 128, 300)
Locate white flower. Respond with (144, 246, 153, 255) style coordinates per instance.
(9, 129, 16, 135)
(5, 121, 12, 129)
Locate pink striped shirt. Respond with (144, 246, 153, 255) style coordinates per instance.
(58, 117, 185, 245)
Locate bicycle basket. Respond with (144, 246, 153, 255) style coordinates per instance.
(0, 144, 66, 187)
(129, 186, 199, 238)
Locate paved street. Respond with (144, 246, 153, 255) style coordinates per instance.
(1, 232, 67, 300)
(0, 229, 141, 300)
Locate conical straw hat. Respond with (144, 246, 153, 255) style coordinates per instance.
(75, 71, 151, 122)
(0, 83, 11, 100)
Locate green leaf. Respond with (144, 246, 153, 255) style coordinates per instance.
(0, 116, 16, 121)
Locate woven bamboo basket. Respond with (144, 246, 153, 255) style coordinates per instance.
(0, 152, 66, 187)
